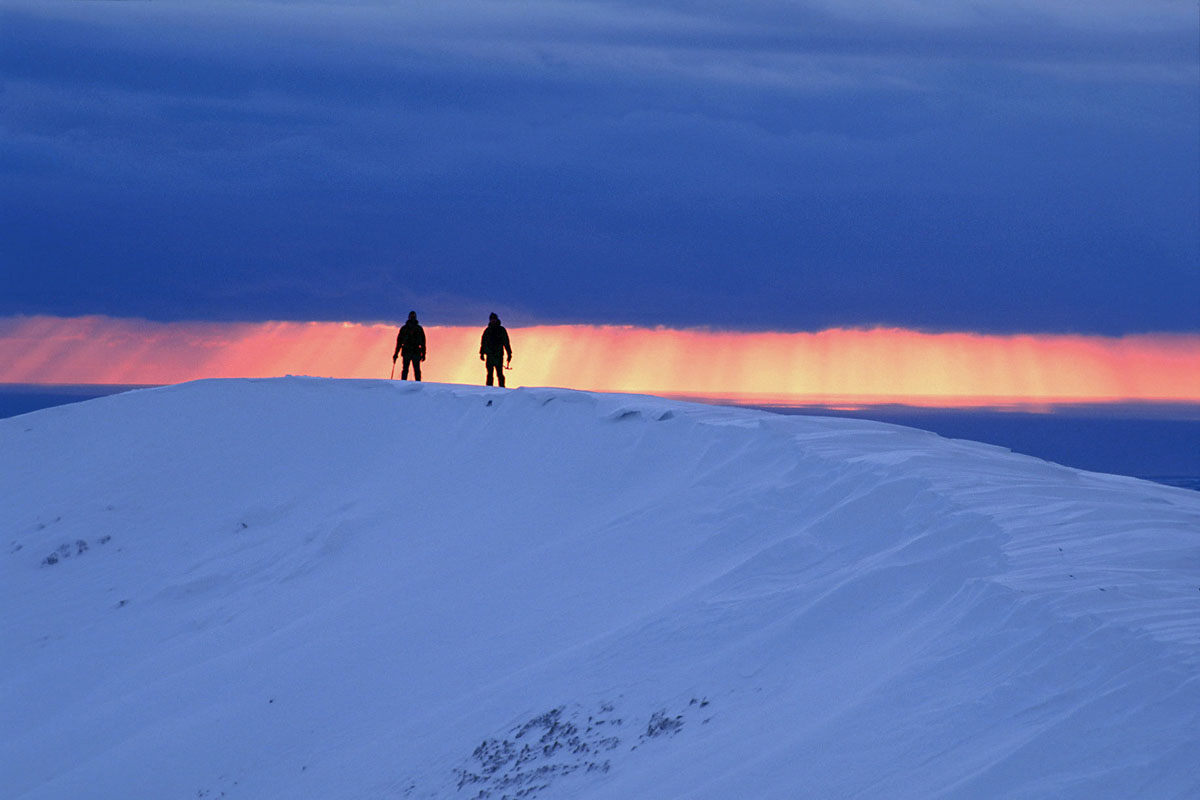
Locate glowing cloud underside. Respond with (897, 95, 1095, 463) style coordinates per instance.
(3, 316, 1199, 406)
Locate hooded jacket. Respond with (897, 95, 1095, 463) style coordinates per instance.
(396, 319, 426, 358)
(479, 319, 512, 360)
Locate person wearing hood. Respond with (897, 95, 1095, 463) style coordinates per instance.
(479, 312, 512, 387)
(392, 311, 426, 381)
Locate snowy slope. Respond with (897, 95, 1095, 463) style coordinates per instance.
(3, 378, 1198, 799)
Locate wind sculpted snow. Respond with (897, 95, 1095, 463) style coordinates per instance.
(2, 378, 1198, 799)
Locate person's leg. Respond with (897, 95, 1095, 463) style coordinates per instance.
(401, 355, 411, 380)
(413, 357, 421, 382)
(488, 356, 506, 387)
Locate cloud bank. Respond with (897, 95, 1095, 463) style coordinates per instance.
(1, 1, 1196, 332)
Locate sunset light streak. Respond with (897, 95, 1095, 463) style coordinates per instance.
(3, 316, 1199, 408)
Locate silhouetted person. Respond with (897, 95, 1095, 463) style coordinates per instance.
(479, 312, 512, 387)
(393, 311, 426, 381)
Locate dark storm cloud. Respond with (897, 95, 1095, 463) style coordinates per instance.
(1, 0, 1196, 331)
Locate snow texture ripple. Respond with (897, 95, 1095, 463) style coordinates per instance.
(2, 378, 1198, 799)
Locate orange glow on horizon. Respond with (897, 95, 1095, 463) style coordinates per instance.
(2, 315, 1199, 408)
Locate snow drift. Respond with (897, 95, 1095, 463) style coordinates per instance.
(3, 378, 1198, 799)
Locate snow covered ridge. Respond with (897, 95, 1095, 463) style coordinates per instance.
(3, 377, 1198, 800)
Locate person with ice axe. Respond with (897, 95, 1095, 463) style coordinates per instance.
(392, 311, 426, 381)
(479, 312, 512, 387)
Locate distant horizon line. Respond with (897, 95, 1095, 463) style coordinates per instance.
(5, 380, 1200, 420)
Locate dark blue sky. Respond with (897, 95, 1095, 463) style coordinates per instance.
(2, 0, 1196, 332)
